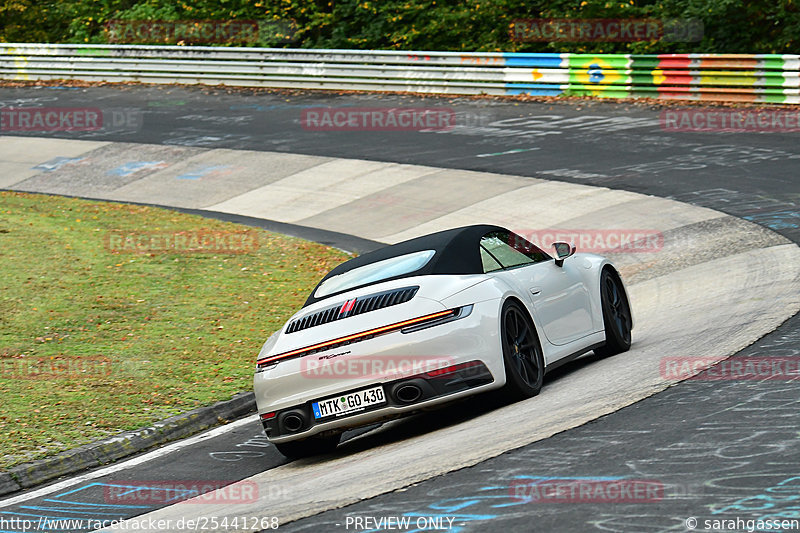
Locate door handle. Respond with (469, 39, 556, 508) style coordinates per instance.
(529, 287, 542, 296)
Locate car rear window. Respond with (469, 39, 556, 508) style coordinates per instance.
(314, 249, 435, 299)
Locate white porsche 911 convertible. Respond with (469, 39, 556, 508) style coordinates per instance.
(254, 225, 632, 458)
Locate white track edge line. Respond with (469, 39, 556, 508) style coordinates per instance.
(0, 414, 259, 509)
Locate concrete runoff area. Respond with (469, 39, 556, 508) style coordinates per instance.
(110, 149, 333, 209)
(294, 169, 528, 240)
(0, 137, 109, 188)
(209, 159, 436, 223)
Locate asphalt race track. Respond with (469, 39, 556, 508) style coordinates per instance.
(0, 85, 799, 533)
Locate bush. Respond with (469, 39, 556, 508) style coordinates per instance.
(1, 0, 797, 53)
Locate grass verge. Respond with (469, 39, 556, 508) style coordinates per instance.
(0, 191, 349, 469)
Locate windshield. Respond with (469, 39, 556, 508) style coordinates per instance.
(314, 250, 435, 299)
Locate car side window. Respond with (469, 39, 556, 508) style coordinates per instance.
(480, 245, 503, 273)
(480, 231, 550, 272)
(508, 231, 551, 263)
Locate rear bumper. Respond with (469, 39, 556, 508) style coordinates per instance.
(253, 299, 505, 442)
(261, 360, 495, 442)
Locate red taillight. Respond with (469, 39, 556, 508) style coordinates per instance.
(426, 361, 483, 378)
(256, 308, 457, 368)
(260, 411, 276, 421)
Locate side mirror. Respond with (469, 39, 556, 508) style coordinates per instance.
(553, 241, 576, 267)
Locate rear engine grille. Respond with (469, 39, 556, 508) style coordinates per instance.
(285, 286, 419, 334)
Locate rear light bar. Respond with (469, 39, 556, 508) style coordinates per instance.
(257, 308, 460, 368)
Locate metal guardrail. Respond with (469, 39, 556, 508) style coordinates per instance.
(1, 43, 798, 104)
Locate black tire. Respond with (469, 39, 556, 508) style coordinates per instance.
(594, 269, 632, 357)
(500, 300, 545, 400)
(273, 433, 341, 459)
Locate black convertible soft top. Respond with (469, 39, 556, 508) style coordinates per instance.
(304, 224, 506, 306)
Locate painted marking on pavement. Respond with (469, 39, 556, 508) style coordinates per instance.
(476, 148, 540, 158)
(176, 165, 232, 180)
(107, 162, 168, 177)
(32, 157, 86, 172)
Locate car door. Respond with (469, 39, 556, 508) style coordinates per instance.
(480, 231, 594, 346)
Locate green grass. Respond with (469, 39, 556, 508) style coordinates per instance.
(0, 191, 350, 469)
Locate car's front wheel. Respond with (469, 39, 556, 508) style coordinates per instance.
(594, 269, 632, 357)
(273, 433, 341, 459)
(500, 300, 545, 400)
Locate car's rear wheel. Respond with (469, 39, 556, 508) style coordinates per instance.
(594, 269, 632, 357)
(501, 300, 545, 400)
(273, 433, 341, 459)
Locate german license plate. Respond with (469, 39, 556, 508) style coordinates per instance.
(312, 385, 386, 420)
